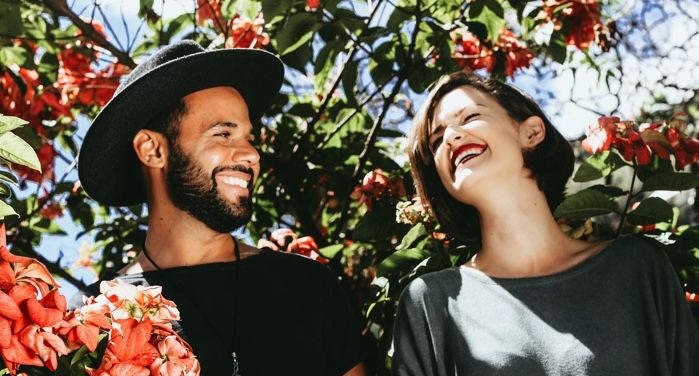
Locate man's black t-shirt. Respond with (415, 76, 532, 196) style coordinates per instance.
(71, 250, 364, 376)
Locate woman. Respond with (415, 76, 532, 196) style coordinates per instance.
(393, 71, 699, 375)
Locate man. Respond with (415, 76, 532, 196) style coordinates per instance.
(74, 40, 365, 375)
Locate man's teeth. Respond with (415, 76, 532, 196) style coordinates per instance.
(220, 176, 248, 188)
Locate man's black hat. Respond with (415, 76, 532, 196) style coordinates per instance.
(78, 40, 284, 206)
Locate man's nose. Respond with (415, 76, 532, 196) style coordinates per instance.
(232, 141, 260, 166)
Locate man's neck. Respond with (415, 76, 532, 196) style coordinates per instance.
(123, 204, 252, 274)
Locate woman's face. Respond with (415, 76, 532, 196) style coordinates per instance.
(429, 86, 529, 205)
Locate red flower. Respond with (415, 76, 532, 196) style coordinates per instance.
(225, 15, 271, 49)
(581, 116, 619, 154)
(451, 30, 495, 72)
(541, 0, 604, 50)
(306, 0, 320, 10)
(196, 0, 223, 28)
(687, 291, 699, 303)
(496, 29, 535, 77)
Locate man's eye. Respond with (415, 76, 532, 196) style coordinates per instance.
(215, 132, 230, 138)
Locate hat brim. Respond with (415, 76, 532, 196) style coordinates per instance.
(78, 48, 284, 206)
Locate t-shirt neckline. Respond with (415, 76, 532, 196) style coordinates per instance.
(458, 237, 621, 286)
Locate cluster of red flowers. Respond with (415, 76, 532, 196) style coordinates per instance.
(582, 116, 699, 169)
(258, 229, 329, 264)
(0, 225, 199, 375)
(351, 169, 407, 210)
(0, 21, 126, 185)
(0, 225, 69, 373)
(539, 0, 610, 50)
(196, 0, 270, 49)
(451, 29, 535, 77)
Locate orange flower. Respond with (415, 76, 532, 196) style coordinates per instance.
(17, 325, 69, 371)
(225, 14, 271, 49)
(149, 336, 201, 376)
(288, 236, 329, 264)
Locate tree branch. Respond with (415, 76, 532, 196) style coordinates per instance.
(43, 0, 136, 68)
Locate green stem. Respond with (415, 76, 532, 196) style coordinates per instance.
(616, 161, 638, 237)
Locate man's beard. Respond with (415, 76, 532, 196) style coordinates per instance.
(166, 143, 253, 233)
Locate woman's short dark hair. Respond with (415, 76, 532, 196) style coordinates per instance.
(408, 71, 574, 244)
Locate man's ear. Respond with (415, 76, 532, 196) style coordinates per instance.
(133, 129, 168, 168)
(519, 116, 546, 150)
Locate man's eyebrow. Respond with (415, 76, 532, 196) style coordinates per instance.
(208, 121, 238, 130)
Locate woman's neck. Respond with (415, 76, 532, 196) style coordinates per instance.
(468, 180, 593, 277)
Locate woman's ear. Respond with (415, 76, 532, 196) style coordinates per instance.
(133, 130, 168, 168)
(519, 116, 546, 150)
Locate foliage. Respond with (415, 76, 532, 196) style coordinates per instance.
(1, 0, 698, 374)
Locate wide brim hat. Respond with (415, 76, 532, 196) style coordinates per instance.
(78, 40, 284, 206)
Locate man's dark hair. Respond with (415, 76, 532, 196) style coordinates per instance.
(145, 98, 188, 145)
(408, 71, 575, 244)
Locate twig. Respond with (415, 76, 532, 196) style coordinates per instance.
(43, 0, 136, 68)
(616, 160, 638, 237)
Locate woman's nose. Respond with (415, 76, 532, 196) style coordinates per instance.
(443, 126, 463, 149)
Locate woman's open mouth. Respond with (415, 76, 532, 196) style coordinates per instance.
(451, 144, 488, 170)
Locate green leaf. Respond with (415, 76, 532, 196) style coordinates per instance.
(573, 150, 629, 182)
(547, 32, 567, 64)
(377, 248, 430, 276)
(0, 0, 23, 36)
(626, 197, 674, 226)
(0, 46, 30, 67)
(261, 0, 291, 25)
(0, 170, 18, 186)
(387, 5, 412, 30)
(318, 244, 344, 259)
(0, 132, 41, 171)
(314, 39, 343, 92)
(587, 184, 625, 197)
(554, 188, 615, 220)
(342, 59, 360, 106)
(30, 218, 66, 235)
(0, 183, 11, 198)
(138, 0, 154, 17)
(276, 13, 317, 56)
(0, 115, 28, 135)
(473, 5, 505, 42)
(642, 172, 699, 192)
(396, 223, 427, 251)
(237, 0, 261, 20)
(0, 201, 17, 219)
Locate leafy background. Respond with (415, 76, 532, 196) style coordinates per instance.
(1, 0, 698, 373)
